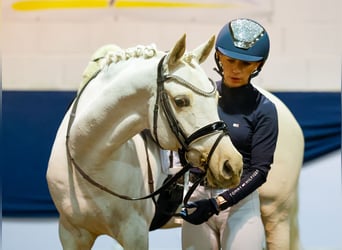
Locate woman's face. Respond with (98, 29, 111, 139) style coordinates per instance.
(217, 52, 262, 88)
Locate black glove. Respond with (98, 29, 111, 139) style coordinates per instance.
(179, 198, 219, 225)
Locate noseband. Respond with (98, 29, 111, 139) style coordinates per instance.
(153, 55, 229, 172)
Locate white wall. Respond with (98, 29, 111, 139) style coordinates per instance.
(3, 150, 341, 250)
(2, 0, 341, 91)
(297, 150, 342, 250)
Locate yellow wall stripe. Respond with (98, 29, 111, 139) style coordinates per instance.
(12, 0, 236, 11)
(114, 1, 235, 8)
(13, 0, 108, 10)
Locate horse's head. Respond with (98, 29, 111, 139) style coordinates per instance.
(150, 34, 242, 188)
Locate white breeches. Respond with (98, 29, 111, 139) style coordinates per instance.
(181, 186, 265, 250)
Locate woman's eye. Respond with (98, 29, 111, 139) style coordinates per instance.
(174, 96, 190, 107)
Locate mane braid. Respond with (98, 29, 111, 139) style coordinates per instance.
(79, 43, 159, 92)
(102, 44, 158, 68)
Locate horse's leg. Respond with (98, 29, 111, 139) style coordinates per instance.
(261, 213, 290, 250)
(289, 190, 301, 250)
(115, 214, 149, 250)
(260, 189, 300, 250)
(59, 216, 97, 250)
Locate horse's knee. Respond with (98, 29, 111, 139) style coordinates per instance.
(116, 217, 149, 249)
(59, 218, 96, 250)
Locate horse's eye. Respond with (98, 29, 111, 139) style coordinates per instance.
(174, 95, 190, 107)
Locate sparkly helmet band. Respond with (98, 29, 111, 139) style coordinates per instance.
(229, 19, 265, 50)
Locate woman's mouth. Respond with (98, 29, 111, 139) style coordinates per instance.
(230, 77, 241, 83)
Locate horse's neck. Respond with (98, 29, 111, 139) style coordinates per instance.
(69, 58, 159, 162)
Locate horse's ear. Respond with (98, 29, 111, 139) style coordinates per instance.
(166, 34, 186, 68)
(192, 35, 215, 64)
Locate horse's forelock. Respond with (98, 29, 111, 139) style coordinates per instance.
(183, 53, 195, 64)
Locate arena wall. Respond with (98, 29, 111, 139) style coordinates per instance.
(2, 0, 341, 249)
(2, 0, 341, 91)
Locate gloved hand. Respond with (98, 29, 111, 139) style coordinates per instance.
(179, 198, 219, 225)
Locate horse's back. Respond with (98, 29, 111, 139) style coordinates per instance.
(257, 87, 304, 198)
(256, 86, 304, 250)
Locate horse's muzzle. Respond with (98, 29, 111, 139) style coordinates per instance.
(205, 160, 242, 189)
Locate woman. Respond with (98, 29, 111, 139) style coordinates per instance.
(180, 18, 278, 250)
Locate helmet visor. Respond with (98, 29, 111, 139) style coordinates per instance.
(216, 47, 264, 62)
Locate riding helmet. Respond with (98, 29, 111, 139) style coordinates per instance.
(215, 18, 270, 76)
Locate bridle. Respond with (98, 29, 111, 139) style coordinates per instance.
(154, 55, 228, 168)
(65, 55, 229, 202)
(152, 55, 229, 204)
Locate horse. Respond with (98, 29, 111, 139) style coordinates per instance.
(46, 34, 243, 250)
(257, 87, 304, 250)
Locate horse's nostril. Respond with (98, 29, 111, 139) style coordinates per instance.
(223, 160, 233, 178)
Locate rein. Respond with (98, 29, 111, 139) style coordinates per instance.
(65, 64, 186, 201)
(65, 55, 229, 203)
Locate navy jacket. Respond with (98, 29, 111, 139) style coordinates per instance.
(217, 82, 278, 209)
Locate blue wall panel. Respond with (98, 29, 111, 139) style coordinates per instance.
(2, 91, 341, 217)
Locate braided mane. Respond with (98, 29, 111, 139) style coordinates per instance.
(101, 44, 158, 67)
(80, 44, 158, 91)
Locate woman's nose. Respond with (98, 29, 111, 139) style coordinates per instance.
(232, 61, 245, 73)
(232, 65, 241, 73)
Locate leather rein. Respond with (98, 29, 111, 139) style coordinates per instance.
(65, 55, 229, 202)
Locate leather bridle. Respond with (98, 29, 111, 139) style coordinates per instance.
(152, 55, 229, 204)
(65, 55, 229, 202)
(153, 55, 228, 173)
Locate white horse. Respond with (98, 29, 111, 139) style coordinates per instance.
(46, 34, 243, 250)
(257, 88, 304, 250)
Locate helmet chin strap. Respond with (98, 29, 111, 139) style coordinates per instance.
(250, 68, 260, 79)
(214, 50, 265, 82)
(213, 64, 262, 82)
(214, 52, 224, 77)
(250, 61, 265, 79)
(213, 67, 223, 77)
